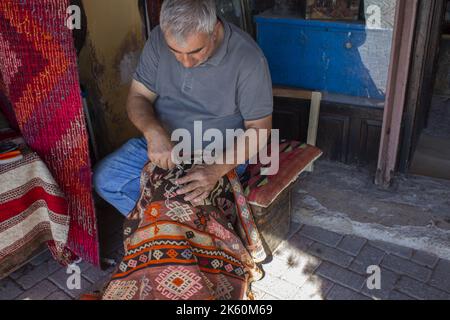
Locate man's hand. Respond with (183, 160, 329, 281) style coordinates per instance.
(145, 129, 175, 170)
(126, 80, 176, 170)
(175, 164, 230, 206)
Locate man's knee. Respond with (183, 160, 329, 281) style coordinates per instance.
(92, 159, 111, 198)
(92, 137, 147, 198)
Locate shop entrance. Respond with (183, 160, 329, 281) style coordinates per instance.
(407, 1, 450, 180)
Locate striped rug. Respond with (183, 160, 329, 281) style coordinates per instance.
(0, 129, 70, 278)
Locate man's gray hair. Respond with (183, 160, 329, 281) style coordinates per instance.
(160, 0, 217, 45)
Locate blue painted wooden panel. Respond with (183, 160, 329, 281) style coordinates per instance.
(255, 16, 393, 100)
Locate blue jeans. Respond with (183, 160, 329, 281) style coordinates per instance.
(93, 137, 248, 216)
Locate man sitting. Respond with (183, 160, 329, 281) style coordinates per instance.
(93, 0, 273, 216)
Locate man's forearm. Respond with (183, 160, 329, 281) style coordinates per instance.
(214, 127, 271, 177)
(126, 94, 166, 141)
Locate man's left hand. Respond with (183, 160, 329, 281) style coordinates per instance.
(175, 164, 230, 206)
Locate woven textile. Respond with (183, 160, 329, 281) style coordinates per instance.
(0, 1, 98, 265)
(243, 140, 323, 208)
(100, 163, 265, 300)
(0, 129, 69, 278)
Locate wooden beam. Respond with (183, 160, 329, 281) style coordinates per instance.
(375, 0, 419, 187)
(273, 86, 313, 100)
(272, 86, 321, 172)
(306, 92, 322, 172)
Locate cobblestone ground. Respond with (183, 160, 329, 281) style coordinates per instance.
(1, 223, 450, 300)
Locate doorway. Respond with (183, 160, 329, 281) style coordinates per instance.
(409, 1, 450, 180)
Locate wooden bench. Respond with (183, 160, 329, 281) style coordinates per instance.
(244, 87, 323, 256)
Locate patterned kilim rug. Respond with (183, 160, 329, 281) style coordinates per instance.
(0, 1, 99, 265)
(99, 163, 265, 300)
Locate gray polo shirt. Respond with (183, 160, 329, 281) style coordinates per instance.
(133, 19, 273, 149)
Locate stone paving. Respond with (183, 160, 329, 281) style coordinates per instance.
(1, 222, 450, 300)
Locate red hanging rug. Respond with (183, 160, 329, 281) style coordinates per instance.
(0, 0, 99, 265)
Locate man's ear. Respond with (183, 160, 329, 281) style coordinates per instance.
(213, 20, 221, 36)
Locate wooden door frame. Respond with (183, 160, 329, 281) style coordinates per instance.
(375, 0, 419, 187)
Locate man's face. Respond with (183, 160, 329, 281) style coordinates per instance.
(164, 24, 219, 68)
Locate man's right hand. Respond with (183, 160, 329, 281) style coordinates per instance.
(126, 80, 176, 171)
(145, 129, 175, 170)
